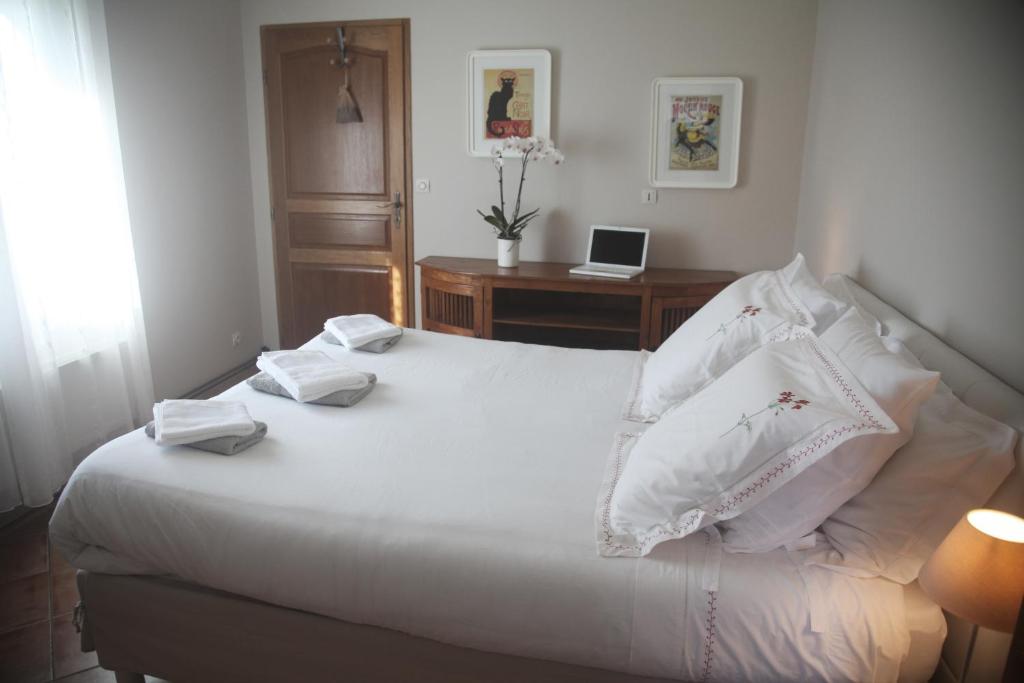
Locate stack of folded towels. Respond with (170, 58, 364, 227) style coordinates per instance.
(250, 350, 376, 406)
(321, 313, 403, 353)
(148, 400, 266, 455)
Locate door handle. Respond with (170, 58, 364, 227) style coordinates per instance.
(377, 191, 402, 229)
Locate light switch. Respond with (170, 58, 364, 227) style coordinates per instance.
(641, 189, 658, 204)
(415, 178, 431, 193)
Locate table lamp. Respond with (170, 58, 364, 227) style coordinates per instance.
(918, 509, 1024, 682)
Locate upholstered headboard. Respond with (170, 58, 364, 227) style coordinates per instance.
(838, 275, 1022, 683)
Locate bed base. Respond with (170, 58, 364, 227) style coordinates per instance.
(77, 571, 675, 683)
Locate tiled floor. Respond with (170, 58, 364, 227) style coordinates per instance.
(0, 503, 174, 683)
(0, 503, 94, 682)
(0, 366, 259, 682)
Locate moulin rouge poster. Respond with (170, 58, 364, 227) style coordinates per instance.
(483, 68, 534, 139)
(669, 95, 722, 171)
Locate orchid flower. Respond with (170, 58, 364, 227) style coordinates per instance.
(479, 137, 565, 241)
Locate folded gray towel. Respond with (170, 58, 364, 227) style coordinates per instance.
(247, 371, 377, 407)
(145, 420, 267, 455)
(320, 328, 402, 353)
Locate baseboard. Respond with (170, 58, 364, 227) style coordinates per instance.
(179, 348, 267, 400)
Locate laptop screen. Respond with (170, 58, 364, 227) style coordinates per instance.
(589, 228, 646, 267)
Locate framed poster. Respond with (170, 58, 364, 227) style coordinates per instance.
(649, 77, 742, 188)
(467, 49, 551, 157)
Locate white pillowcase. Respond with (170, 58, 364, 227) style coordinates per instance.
(598, 331, 897, 557)
(815, 340, 1017, 583)
(782, 254, 849, 333)
(629, 257, 816, 421)
(822, 273, 883, 335)
(719, 309, 940, 552)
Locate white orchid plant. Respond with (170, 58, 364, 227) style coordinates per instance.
(478, 136, 565, 241)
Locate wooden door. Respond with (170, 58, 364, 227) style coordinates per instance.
(261, 20, 412, 348)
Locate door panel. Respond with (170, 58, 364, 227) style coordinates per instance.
(290, 264, 391, 342)
(288, 213, 390, 250)
(281, 46, 387, 197)
(262, 20, 412, 348)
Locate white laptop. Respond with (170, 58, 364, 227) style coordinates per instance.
(569, 225, 650, 279)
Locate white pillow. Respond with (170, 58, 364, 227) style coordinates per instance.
(782, 253, 850, 333)
(629, 257, 816, 421)
(598, 331, 897, 557)
(719, 309, 940, 552)
(816, 341, 1017, 583)
(822, 273, 884, 335)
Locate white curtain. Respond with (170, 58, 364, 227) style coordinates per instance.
(0, 0, 153, 511)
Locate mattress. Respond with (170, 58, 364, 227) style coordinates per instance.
(50, 330, 943, 682)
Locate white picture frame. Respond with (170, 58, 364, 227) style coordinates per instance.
(649, 77, 743, 188)
(467, 49, 551, 157)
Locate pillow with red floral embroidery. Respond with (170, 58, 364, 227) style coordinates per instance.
(719, 308, 940, 553)
(598, 331, 897, 557)
(624, 257, 817, 422)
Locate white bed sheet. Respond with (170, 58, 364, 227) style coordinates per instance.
(50, 330, 940, 682)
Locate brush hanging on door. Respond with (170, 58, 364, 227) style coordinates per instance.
(332, 27, 362, 123)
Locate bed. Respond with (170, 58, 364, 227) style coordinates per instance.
(49, 278, 1022, 683)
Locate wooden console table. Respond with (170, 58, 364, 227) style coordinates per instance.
(417, 256, 735, 351)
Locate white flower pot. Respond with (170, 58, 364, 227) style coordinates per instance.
(497, 238, 520, 267)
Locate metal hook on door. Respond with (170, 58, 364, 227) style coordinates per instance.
(335, 27, 350, 65)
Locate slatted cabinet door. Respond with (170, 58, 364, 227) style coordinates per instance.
(420, 273, 483, 338)
(650, 295, 711, 349)
(262, 20, 413, 348)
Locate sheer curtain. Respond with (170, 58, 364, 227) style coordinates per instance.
(0, 0, 153, 511)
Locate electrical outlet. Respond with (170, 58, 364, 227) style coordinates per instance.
(231, 331, 242, 348)
(415, 178, 431, 193)
(641, 189, 658, 204)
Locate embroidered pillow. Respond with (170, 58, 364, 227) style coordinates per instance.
(598, 332, 897, 557)
(627, 256, 816, 422)
(781, 253, 850, 333)
(719, 308, 940, 553)
(822, 272, 883, 335)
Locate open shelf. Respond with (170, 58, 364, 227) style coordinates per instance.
(492, 308, 641, 333)
(492, 323, 640, 350)
(489, 287, 642, 350)
(417, 256, 736, 351)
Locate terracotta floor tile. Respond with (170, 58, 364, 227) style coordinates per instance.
(0, 530, 48, 583)
(0, 572, 49, 633)
(52, 612, 97, 679)
(0, 619, 50, 683)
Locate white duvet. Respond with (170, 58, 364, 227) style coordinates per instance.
(50, 330, 941, 682)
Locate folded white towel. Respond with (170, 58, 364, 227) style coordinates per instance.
(324, 314, 401, 350)
(153, 400, 256, 446)
(256, 350, 369, 403)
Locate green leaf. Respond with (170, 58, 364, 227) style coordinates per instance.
(510, 213, 539, 230)
(490, 206, 508, 228)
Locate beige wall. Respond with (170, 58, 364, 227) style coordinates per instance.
(794, 0, 1024, 392)
(240, 0, 819, 347)
(105, 0, 263, 399)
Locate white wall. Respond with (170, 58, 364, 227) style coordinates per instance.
(795, 0, 1024, 392)
(240, 0, 819, 347)
(104, 0, 263, 399)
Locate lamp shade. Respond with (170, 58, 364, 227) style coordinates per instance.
(918, 509, 1024, 633)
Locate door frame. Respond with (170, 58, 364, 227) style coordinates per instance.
(259, 18, 414, 346)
